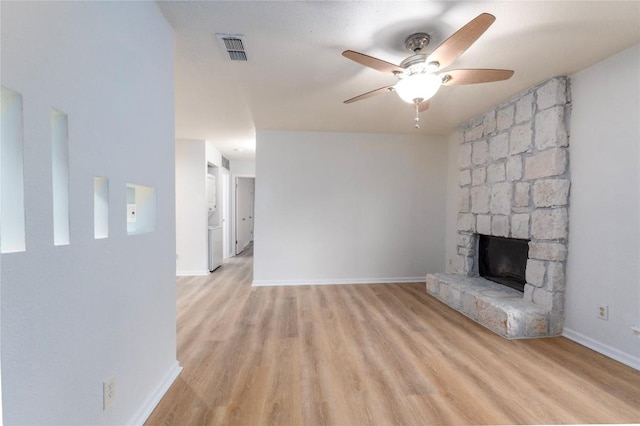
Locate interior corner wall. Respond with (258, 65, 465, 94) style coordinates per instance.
(0, 248, 2, 423)
(205, 140, 223, 167)
(175, 140, 208, 275)
(564, 43, 640, 369)
(444, 134, 460, 273)
(175, 139, 226, 274)
(253, 130, 448, 285)
(1, 2, 179, 424)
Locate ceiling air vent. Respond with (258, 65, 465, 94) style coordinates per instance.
(216, 33, 248, 61)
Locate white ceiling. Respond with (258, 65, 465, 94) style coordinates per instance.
(158, 1, 640, 160)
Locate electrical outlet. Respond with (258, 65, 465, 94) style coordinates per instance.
(127, 204, 137, 223)
(103, 377, 116, 411)
(597, 305, 609, 321)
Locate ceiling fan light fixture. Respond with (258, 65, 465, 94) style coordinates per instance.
(341, 13, 513, 128)
(425, 61, 440, 72)
(394, 73, 442, 104)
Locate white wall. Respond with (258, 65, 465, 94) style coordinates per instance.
(253, 130, 448, 285)
(175, 140, 208, 275)
(230, 159, 256, 176)
(444, 134, 460, 273)
(175, 140, 226, 274)
(1, 3, 180, 424)
(564, 44, 640, 369)
(205, 140, 222, 168)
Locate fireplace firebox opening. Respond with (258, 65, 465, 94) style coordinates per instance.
(478, 235, 529, 292)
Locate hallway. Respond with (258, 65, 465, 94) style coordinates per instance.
(146, 249, 640, 425)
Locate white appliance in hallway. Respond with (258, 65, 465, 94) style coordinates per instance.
(208, 226, 223, 271)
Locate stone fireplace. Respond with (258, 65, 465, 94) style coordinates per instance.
(426, 77, 571, 338)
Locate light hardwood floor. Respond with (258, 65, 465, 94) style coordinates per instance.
(147, 246, 640, 425)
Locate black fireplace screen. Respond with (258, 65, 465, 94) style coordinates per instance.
(478, 235, 529, 292)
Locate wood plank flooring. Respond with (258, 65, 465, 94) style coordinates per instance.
(146, 246, 640, 425)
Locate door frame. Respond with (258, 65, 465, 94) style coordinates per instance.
(220, 169, 230, 259)
(231, 174, 255, 256)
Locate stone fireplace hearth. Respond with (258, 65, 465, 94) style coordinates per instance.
(426, 77, 571, 339)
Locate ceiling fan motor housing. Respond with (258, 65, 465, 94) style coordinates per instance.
(404, 33, 431, 53)
(399, 54, 429, 76)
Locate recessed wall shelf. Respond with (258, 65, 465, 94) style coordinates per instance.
(51, 109, 70, 246)
(0, 86, 26, 253)
(94, 177, 109, 239)
(126, 183, 156, 235)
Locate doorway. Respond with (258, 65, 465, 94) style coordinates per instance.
(235, 176, 254, 255)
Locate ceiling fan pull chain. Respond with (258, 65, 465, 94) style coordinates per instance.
(414, 100, 421, 129)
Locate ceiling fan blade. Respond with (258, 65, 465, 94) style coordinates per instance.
(342, 50, 404, 74)
(426, 13, 496, 70)
(344, 85, 395, 104)
(418, 99, 431, 112)
(441, 69, 514, 86)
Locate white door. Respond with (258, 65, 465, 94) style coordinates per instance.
(235, 177, 254, 254)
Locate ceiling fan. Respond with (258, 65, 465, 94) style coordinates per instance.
(342, 13, 514, 128)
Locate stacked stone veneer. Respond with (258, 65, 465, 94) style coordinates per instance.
(427, 77, 571, 338)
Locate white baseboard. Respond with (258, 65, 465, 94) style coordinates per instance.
(129, 361, 183, 425)
(252, 277, 425, 286)
(176, 270, 209, 276)
(563, 328, 639, 371)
